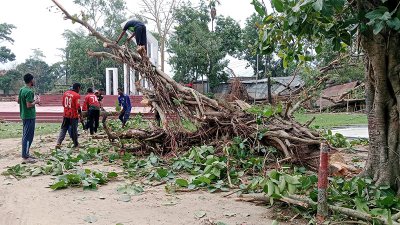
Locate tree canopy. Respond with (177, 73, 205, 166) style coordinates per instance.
(252, 0, 400, 193)
(168, 1, 246, 88)
(0, 23, 16, 64)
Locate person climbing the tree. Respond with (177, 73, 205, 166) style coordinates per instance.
(56, 83, 82, 149)
(83, 88, 100, 135)
(115, 19, 147, 52)
(117, 88, 131, 128)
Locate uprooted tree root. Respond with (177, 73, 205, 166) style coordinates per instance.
(52, 0, 328, 170)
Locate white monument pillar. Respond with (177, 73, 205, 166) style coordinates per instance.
(112, 68, 118, 95)
(106, 68, 118, 95)
(123, 64, 129, 94)
(105, 68, 111, 95)
(130, 68, 135, 95)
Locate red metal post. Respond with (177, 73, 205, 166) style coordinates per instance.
(317, 143, 329, 224)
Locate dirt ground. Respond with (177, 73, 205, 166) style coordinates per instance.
(0, 134, 304, 225)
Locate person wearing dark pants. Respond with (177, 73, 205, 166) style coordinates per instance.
(57, 118, 79, 147)
(117, 88, 132, 128)
(88, 109, 100, 134)
(56, 83, 82, 149)
(84, 88, 101, 135)
(115, 19, 147, 52)
(18, 73, 40, 164)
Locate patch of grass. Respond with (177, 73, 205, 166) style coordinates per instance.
(294, 113, 367, 129)
(0, 122, 59, 139)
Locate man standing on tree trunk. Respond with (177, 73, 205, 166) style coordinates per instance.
(18, 73, 40, 164)
(117, 88, 131, 128)
(115, 19, 147, 52)
(56, 83, 82, 149)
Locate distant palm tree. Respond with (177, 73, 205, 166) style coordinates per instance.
(208, 0, 220, 32)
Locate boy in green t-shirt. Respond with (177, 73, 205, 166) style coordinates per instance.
(18, 73, 40, 163)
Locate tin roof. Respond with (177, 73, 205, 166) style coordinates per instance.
(213, 76, 304, 100)
(316, 81, 361, 107)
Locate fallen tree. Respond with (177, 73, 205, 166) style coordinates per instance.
(52, 0, 327, 169)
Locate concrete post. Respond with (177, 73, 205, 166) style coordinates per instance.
(105, 68, 111, 95)
(112, 68, 118, 95)
(123, 64, 128, 94)
(130, 68, 135, 95)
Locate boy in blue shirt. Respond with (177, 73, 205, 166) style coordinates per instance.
(117, 88, 131, 128)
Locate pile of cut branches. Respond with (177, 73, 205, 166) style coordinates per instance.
(52, 0, 326, 169)
(226, 78, 250, 102)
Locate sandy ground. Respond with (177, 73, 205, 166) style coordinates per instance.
(0, 134, 301, 225)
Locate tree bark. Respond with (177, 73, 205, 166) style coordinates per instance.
(361, 32, 400, 191)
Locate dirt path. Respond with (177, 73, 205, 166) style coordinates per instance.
(0, 135, 299, 225)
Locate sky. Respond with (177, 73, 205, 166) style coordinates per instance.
(0, 0, 256, 75)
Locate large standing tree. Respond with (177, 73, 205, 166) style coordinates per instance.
(253, 0, 400, 190)
(168, 1, 230, 88)
(16, 50, 55, 94)
(0, 23, 16, 64)
(0, 69, 22, 94)
(139, 0, 181, 72)
(60, 0, 127, 88)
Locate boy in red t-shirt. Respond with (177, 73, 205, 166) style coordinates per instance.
(56, 83, 82, 149)
(84, 88, 100, 135)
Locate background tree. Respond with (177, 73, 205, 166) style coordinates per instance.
(63, 29, 120, 89)
(72, 0, 127, 37)
(139, 0, 182, 72)
(214, 16, 242, 56)
(0, 23, 16, 64)
(168, 1, 230, 89)
(16, 49, 55, 93)
(59, 0, 127, 89)
(253, 0, 400, 191)
(0, 69, 22, 94)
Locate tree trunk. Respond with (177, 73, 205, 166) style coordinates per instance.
(361, 32, 400, 191)
(160, 39, 165, 72)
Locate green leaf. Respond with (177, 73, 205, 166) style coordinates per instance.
(370, 208, 389, 217)
(118, 194, 131, 202)
(212, 167, 221, 178)
(156, 168, 168, 178)
(271, 0, 284, 13)
(176, 178, 189, 187)
(107, 172, 118, 179)
(315, 44, 322, 54)
(365, 7, 388, 21)
(66, 174, 81, 185)
(197, 176, 211, 185)
(251, 0, 266, 16)
(283, 57, 288, 68)
(50, 180, 67, 190)
(216, 222, 228, 225)
(354, 197, 369, 213)
(194, 211, 207, 218)
(31, 167, 42, 176)
(272, 220, 279, 225)
(82, 180, 90, 187)
(373, 21, 385, 34)
(381, 11, 392, 21)
(387, 18, 400, 30)
(312, 0, 323, 11)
